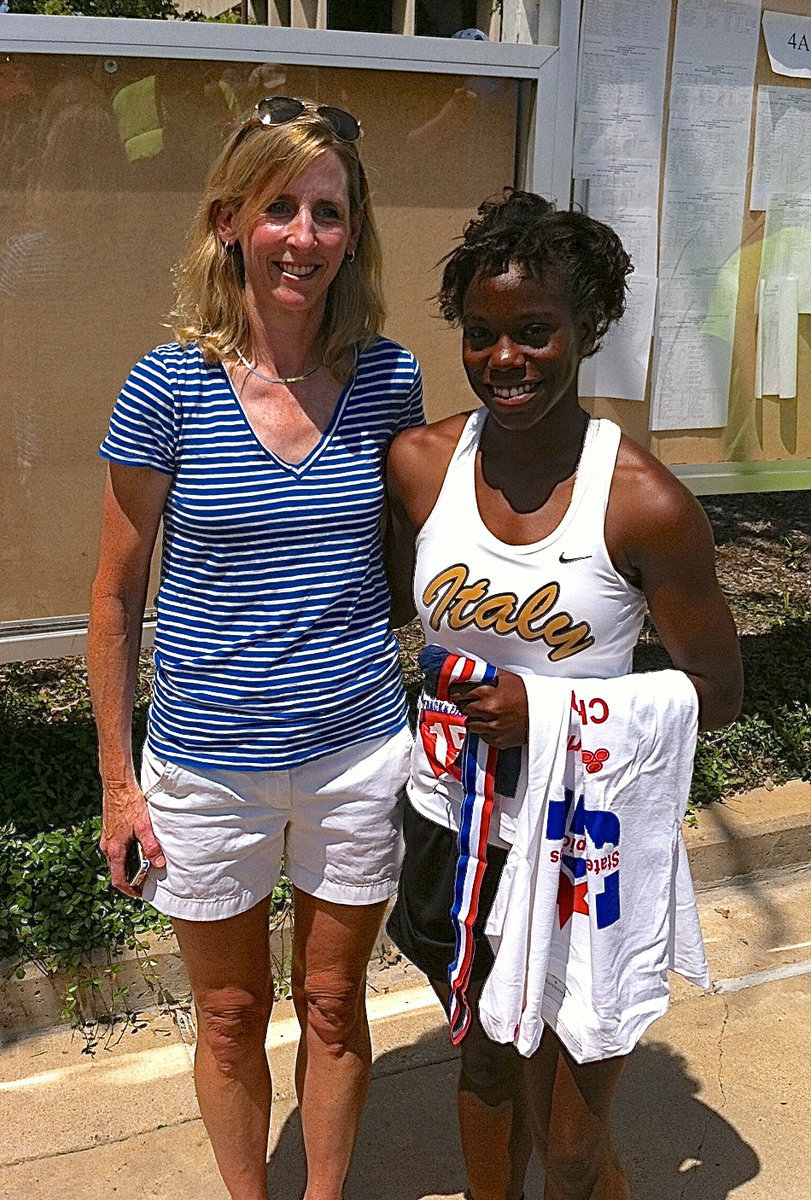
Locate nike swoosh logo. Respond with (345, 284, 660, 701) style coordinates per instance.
(559, 553, 593, 563)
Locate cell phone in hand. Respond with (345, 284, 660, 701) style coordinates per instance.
(125, 839, 150, 890)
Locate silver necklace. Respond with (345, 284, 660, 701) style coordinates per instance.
(234, 346, 321, 385)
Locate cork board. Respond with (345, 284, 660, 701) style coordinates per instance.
(0, 55, 518, 621)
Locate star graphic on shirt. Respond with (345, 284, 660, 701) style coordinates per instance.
(556, 873, 590, 928)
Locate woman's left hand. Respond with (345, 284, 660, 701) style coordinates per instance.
(449, 669, 528, 749)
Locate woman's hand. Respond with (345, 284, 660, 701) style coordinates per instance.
(100, 781, 166, 898)
(89, 462, 172, 896)
(449, 669, 528, 749)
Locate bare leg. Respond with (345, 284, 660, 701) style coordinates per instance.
(173, 898, 274, 1200)
(431, 978, 532, 1200)
(523, 1029, 630, 1200)
(291, 888, 388, 1200)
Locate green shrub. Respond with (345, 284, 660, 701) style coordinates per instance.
(0, 657, 148, 835)
(1, 657, 164, 1007)
(0, 818, 163, 971)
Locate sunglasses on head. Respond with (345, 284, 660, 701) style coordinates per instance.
(254, 96, 361, 142)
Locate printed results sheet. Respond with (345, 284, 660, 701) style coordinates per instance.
(754, 177, 811, 401)
(650, 0, 761, 431)
(751, 85, 811, 211)
(750, 32, 811, 399)
(574, 0, 672, 402)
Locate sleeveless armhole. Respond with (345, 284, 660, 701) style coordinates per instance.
(415, 410, 484, 551)
(583, 420, 645, 597)
(585, 419, 623, 514)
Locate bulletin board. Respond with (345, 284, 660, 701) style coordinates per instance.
(0, 55, 517, 625)
(2, 6, 807, 656)
(576, 0, 811, 493)
(0, 15, 575, 645)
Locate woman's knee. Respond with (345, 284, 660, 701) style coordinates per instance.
(459, 1029, 522, 1107)
(292, 971, 365, 1055)
(195, 985, 273, 1075)
(544, 1127, 607, 1198)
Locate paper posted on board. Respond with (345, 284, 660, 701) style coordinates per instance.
(762, 11, 811, 79)
(751, 86, 811, 211)
(761, 193, 811, 313)
(579, 275, 657, 403)
(572, 0, 672, 281)
(755, 276, 799, 400)
(651, 0, 760, 431)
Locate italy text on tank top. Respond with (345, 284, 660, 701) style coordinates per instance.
(410, 409, 648, 838)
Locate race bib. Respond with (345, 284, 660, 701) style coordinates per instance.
(418, 704, 466, 782)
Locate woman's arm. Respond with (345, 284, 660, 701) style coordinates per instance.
(383, 448, 418, 628)
(609, 445, 743, 732)
(383, 420, 458, 629)
(88, 463, 171, 895)
(455, 445, 743, 745)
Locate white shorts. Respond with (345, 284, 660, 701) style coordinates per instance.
(138, 724, 413, 922)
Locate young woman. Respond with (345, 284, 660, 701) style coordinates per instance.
(89, 98, 423, 1200)
(385, 190, 743, 1200)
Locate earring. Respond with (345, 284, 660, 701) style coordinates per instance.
(345, 249, 355, 263)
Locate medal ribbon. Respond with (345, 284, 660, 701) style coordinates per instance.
(422, 647, 500, 1044)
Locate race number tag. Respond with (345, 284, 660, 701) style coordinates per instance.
(419, 707, 466, 781)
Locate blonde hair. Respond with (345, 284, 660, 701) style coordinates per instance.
(171, 105, 385, 381)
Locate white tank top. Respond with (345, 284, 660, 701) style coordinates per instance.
(410, 410, 647, 838)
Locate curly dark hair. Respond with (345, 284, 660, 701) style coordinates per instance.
(438, 190, 633, 356)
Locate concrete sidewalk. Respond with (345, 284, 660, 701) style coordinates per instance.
(2, 784, 810, 1200)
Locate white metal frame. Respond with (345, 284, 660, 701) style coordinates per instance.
(0, 11, 581, 661)
(0, 615, 157, 666)
(1, 15, 550, 82)
(674, 459, 811, 497)
(0, 15, 581, 199)
(0, 13, 579, 219)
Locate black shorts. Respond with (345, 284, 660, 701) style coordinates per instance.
(386, 801, 509, 983)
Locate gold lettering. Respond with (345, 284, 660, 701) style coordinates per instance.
(422, 565, 468, 632)
(514, 584, 560, 640)
(472, 594, 520, 633)
(447, 581, 490, 629)
(543, 615, 595, 661)
(422, 566, 594, 662)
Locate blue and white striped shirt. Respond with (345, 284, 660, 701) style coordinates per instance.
(100, 338, 424, 770)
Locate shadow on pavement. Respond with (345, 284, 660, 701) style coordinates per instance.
(267, 1029, 759, 1199)
(617, 1041, 760, 1200)
(267, 1025, 465, 1199)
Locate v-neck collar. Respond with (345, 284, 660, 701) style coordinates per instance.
(219, 358, 356, 479)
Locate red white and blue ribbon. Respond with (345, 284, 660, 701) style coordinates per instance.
(420, 646, 500, 1044)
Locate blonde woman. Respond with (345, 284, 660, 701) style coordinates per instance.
(88, 98, 423, 1200)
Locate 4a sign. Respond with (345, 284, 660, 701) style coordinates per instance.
(763, 11, 811, 79)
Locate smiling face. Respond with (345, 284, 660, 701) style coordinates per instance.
(218, 149, 361, 322)
(461, 263, 596, 431)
